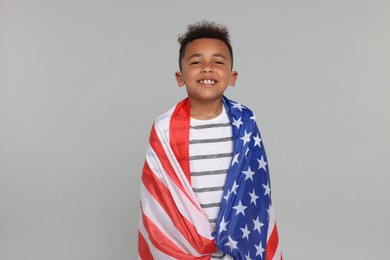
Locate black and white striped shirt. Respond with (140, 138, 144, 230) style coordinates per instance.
(189, 106, 234, 259)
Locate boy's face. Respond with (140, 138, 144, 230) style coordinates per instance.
(175, 38, 238, 106)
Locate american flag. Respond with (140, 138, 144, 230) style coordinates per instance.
(138, 96, 282, 259)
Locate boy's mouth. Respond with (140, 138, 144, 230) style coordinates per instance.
(198, 79, 217, 85)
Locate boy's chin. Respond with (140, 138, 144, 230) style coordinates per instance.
(188, 95, 225, 104)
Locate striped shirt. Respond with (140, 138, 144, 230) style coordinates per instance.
(189, 106, 233, 259)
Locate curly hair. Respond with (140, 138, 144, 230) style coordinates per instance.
(177, 20, 233, 70)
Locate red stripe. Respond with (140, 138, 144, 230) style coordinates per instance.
(142, 161, 216, 254)
(169, 98, 191, 183)
(138, 229, 154, 260)
(142, 211, 211, 260)
(266, 224, 279, 260)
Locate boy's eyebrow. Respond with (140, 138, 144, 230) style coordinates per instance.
(187, 53, 228, 60)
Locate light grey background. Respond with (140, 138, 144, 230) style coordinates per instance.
(1, 0, 389, 259)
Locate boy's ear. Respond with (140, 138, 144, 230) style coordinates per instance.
(228, 71, 238, 86)
(175, 71, 185, 87)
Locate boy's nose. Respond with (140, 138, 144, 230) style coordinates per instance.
(201, 64, 214, 73)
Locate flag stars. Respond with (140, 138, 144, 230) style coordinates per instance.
(257, 155, 267, 171)
(249, 189, 259, 206)
(231, 102, 244, 111)
(245, 147, 250, 157)
(240, 224, 251, 241)
(223, 189, 231, 201)
(253, 216, 264, 234)
(213, 99, 279, 258)
(255, 241, 265, 258)
(240, 130, 252, 146)
(225, 236, 238, 250)
(263, 182, 271, 197)
(231, 153, 239, 166)
(219, 217, 229, 233)
(253, 133, 262, 148)
(231, 181, 239, 195)
(233, 200, 247, 216)
(232, 117, 243, 129)
(242, 166, 255, 181)
(267, 205, 272, 220)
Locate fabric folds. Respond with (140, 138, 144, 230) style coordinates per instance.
(138, 96, 282, 260)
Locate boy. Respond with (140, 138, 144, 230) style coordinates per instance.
(138, 21, 282, 260)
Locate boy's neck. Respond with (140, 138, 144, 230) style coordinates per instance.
(189, 98, 223, 120)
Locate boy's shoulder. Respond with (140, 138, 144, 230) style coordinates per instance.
(152, 103, 177, 131)
(223, 97, 256, 119)
(152, 97, 256, 130)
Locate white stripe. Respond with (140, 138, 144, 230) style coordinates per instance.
(145, 146, 164, 179)
(267, 205, 276, 242)
(195, 189, 225, 204)
(154, 105, 176, 128)
(140, 184, 202, 257)
(190, 126, 232, 139)
(266, 205, 283, 260)
(145, 146, 213, 240)
(191, 173, 228, 189)
(272, 245, 282, 260)
(202, 207, 220, 221)
(138, 216, 176, 260)
(190, 157, 232, 172)
(190, 141, 233, 157)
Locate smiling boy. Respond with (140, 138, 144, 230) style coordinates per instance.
(138, 21, 282, 260)
(176, 37, 237, 120)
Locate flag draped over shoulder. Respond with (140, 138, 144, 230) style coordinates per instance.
(138, 96, 282, 260)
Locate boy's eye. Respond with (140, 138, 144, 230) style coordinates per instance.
(190, 61, 200, 65)
(215, 61, 225, 65)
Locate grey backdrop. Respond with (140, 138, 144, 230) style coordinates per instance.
(1, 0, 389, 259)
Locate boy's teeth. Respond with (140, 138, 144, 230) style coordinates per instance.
(201, 79, 215, 84)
